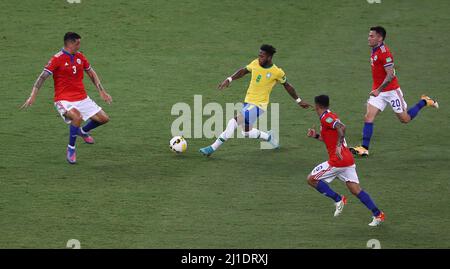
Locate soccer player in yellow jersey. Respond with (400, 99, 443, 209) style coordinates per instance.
(200, 44, 311, 156)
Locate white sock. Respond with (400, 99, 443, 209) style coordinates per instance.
(242, 128, 269, 140)
(211, 118, 238, 150)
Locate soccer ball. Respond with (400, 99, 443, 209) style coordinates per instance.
(169, 136, 187, 153)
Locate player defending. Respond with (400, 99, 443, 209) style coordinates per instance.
(199, 44, 310, 156)
(350, 26, 439, 157)
(21, 32, 112, 164)
(307, 95, 384, 226)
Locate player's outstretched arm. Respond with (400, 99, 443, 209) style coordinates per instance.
(335, 122, 346, 160)
(21, 71, 51, 109)
(217, 67, 249, 90)
(86, 68, 112, 104)
(370, 65, 395, 96)
(282, 82, 311, 109)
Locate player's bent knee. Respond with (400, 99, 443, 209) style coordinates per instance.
(364, 108, 379, 122)
(364, 114, 375, 123)
(71, 118, 82, 127)
(350, 188, 360, 196)
(307, 176, 317, 186)
(346, 182, 361, 196)
(100, 114, 110, 124)
(67, 113, 82, 126)
(399, 117, 410, 124)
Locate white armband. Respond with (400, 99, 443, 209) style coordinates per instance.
(295, 97, 302, 104)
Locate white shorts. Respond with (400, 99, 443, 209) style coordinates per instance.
(368, 88, 407, 113)
(54, 96, 102, 124)
(309, 161, 359, 184)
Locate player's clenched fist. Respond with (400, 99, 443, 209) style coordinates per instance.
(307, 126, 317, 138)
(369, 89, 380, 97)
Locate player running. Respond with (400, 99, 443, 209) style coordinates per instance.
(306, 95, 384, 226)
(21, 32, 112, 164)
(199, 44, 310, 156)
(350, 26, 439, 157)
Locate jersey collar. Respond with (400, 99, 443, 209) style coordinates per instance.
(320, 109, 331, 120)
(61, 48, 76, 63)
(258, 60, 273, 69)
(371, 42, 384, 54)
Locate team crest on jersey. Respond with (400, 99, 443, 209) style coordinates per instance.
(373, 55, 378, 61)
(266, 72, 272, 79)
(65, 62, 69, 66)
(325, 117, 333, 124)
(76, 58, 81, 64)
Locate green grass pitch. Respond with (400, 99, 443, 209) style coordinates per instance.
(0, 0, 449, 248)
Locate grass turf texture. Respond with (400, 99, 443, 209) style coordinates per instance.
(0, 0, 449, 248)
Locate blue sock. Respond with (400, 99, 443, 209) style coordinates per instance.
(316, 180, 342, 203)
(362, 122, 373, 150)
(69, 125, 78, 147)
(357, 190, 381, 216)
(407, 100, 426, 120)
(82, 120, 101, 133)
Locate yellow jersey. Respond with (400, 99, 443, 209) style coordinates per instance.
(244, 59, 287, 110)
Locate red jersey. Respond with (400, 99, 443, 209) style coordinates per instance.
(370, 43, 400, 92)
(44, 49, 91, 102)
(320, 110, 354, 167)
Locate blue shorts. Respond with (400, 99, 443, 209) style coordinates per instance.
(241, 103, 264, 126)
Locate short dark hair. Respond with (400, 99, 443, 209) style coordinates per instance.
(370, 26, 386, 40)
(64, 32, 81, 44)
(314, 95, 330, 108)
(260, 44, 276, 56)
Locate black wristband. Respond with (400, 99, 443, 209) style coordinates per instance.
(315, 134, 320, 139)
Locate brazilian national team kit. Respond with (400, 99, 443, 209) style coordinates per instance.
(199, 58, 287, 156)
